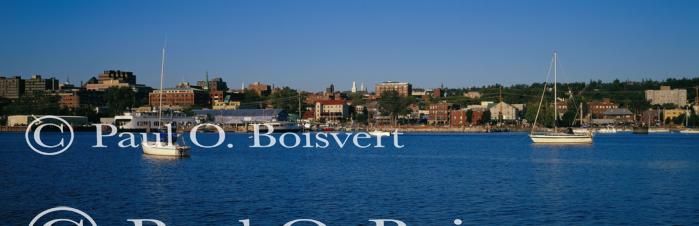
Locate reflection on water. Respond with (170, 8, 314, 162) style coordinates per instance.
(1, 132, 698, 225)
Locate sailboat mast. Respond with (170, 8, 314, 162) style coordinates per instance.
(159, 48, 165, 126)
(553, 51, 558, 132)
(580, 102, 583, 126)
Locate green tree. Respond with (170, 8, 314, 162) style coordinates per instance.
(104, 87, 137, 116)
(348, 92, 366, 106)
(2, 93, 62, 115)
(560, 110, 577, 127)
(481, 111, 492, 124)
(240, 90, 264, 109)
(269, 87, 304, 115)
(378, 91, 414, 125)
(352, 107, 368, 124)
(525, 100, 555, 128)
(466, 110, 473, 124)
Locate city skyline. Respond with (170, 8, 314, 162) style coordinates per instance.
(1, 0, 698, 91)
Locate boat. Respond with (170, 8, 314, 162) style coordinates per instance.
(530, 132, 593, 143)
(141, 47, 190, 157)
(487, 127, 511, 133)
(632, 125, 649, 134)
(369, 130, 391, 136)
(247, 121, 302, 132)
(679, 129, 699, 134)
(529, 51, 593, 144)
(114, 111, 196, 132)
(648, 127, 670, 133)
(573, 127, 593, 134)
(596, 126, 617, 133)
(142, 131, 190, 157)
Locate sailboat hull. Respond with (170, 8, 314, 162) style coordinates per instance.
(142, 141, 190, 157)
(529, 134, 593, 144)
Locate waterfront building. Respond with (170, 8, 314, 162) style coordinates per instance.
(588, 98, 618, 118)
(315, 99, 349, 123)
(0, 76, 24, 99)
(645, 86, 687, 106)
(602, 108, 634, 123)
(662, 108, 685, 121)
(248, 82, 271, 96)
(24, 75, 58, 95)
(450, 110, 468, 127)
(490, 102, 518, 121)
(148, 87, 209, 109)
(375, 81, 412, 97)
(428, 101, 453, 125)
(640, 109, 661, 125)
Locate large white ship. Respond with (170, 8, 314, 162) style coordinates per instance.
(114, 111, 196, 132)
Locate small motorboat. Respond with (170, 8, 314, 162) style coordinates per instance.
(597, 126, 617, 134)
(369, 130, 391, 137)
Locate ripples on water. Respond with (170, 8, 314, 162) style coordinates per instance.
(1, 132, 698, 225)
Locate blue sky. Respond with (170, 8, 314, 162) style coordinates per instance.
(1, 0, 698, 91)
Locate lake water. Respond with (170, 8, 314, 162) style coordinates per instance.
(1, 132, 698, 225)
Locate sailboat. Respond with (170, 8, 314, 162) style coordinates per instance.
(529, 51, 593, 144)
(141, 47, 191, 157)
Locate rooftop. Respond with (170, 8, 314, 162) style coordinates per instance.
(603, 108, 633, 115)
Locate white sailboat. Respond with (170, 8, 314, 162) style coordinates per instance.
(141, 47, 191, 157)
(529, 51, 593, 144)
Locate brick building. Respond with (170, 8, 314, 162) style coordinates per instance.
(248, 82, 271, 96)
(450, 110, 467, 127)
(149, 88, 209, 108)
(57, 90, 104, 109)
(198, 77, 228, 92)
(428, 101, 453, 125)
(315, 99, 349, 123)
(375, 81, 412, 97)
(588, 98, 618, 118)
